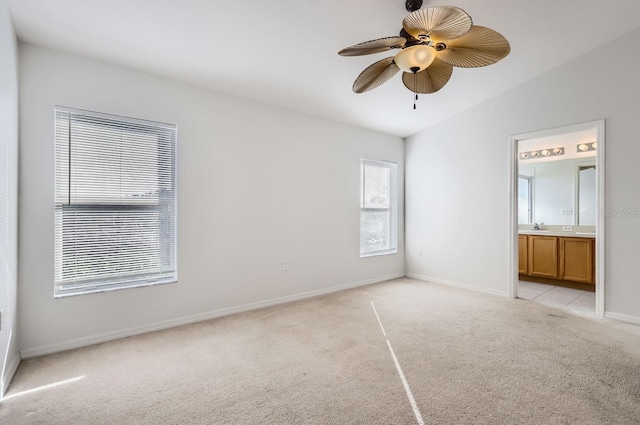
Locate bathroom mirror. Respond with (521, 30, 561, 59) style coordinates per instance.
(518, 158, 596, 225)
(517, 128, 598, 226)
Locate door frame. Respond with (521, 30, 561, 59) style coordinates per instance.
(508, 120, 605, 316)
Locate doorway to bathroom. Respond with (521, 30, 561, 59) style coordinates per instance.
(508, 120, 605, 316)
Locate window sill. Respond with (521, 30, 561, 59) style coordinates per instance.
(360, 250, 398, 258)
(54, 278, 177, 298)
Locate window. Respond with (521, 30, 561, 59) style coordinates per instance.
(518, 175, 532, 224)
(360, 159, 397, 257)
(54, 107, 177, 297)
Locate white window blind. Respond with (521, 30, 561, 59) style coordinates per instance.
(54, 106, 177, 297)
(360, 159, 397, 257)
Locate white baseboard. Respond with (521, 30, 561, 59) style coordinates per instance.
(19, 273, 404, 359)
(604, 311, 640, 326)
(2, 353, 20, 398)
(405, 273, 509, 298)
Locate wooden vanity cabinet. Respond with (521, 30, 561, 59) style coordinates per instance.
(559, 237, 594, 284)
(519, 234, 595, 287)
(527, 235, 558, 279)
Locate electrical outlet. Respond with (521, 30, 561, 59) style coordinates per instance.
(282, 261, 289, 271)
(563, 226, 573, 232)
(561, 208, 573, 215)
(417, 249, 422, 258)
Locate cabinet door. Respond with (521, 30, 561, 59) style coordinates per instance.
(518, 235, 528, 274)
(560, 237, 594, 284)
(528, 236, 558, 278)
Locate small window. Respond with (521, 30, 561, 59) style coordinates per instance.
(54, 107, 177, 297)
(360, 159, 397, 257)
(518, 175, 532, 224)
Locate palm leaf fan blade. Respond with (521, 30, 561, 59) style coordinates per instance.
(437, 26, 511, 68)
(338, 37, 407, 56)
(402, 6, 472, 41)
(401, 57, 453, 94)
(353, 57, 401, 93)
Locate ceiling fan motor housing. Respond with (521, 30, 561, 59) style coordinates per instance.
(405, 0, 423, 12)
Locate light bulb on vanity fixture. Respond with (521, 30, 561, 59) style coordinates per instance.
(577, 142, 596, 153)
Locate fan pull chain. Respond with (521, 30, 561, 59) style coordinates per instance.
(413, 72, 418, 110)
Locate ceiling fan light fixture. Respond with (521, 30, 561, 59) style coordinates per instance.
(394, 45, 436, 73)
(338, 4, 510, 102)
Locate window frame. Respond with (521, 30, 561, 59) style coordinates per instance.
(54, 106, 178, 297)
(359, 158, 398, 257)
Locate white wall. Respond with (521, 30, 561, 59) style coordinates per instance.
(0, 0, 19, 396)
(18, 44, 404, 357)
(406, 27, 640, 322)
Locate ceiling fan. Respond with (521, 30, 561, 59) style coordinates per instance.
(338, 0, 510, 108)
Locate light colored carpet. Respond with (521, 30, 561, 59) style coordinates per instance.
(1, 278, 639, 424)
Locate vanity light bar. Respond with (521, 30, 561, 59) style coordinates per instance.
(519, 147, 564, 160)
(577, 142, 597, 152)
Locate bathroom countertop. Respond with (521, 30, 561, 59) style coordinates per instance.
(518, 230, 595, 238)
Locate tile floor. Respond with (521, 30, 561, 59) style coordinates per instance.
(517, 281, 595, 315)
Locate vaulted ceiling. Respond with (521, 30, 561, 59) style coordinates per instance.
(8, 0, 640, 137)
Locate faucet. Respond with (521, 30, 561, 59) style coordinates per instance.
(533, 222, 544, 230)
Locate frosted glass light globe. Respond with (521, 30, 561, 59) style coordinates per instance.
(394, 45, 436, 73)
